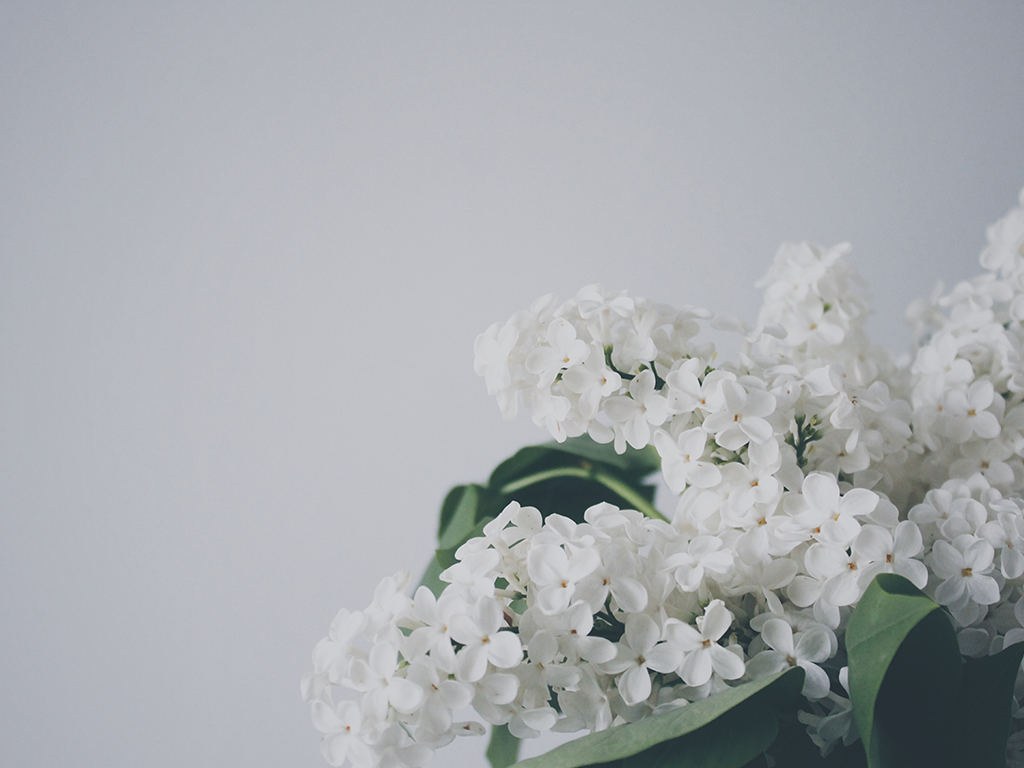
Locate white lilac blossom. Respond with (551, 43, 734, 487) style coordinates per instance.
(308, 188, 1024, 767)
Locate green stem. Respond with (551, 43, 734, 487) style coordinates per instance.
(500, 466, 591, 491)
(593, 470, 668, 521)
(499, 466, 668, 522)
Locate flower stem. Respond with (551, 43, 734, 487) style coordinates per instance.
(593, 470, 668, 522)
(499, 466, 668, 522)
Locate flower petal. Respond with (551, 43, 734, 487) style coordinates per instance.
(486, 632, 524, 668)
(710, 645, 746, 680)
(760, 618, 795, 656)
(619, 664, 652, 706)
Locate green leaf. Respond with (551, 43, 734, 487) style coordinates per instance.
(846, 574, 962, 768)
(485, 443, 567, 491)
(621, 699, 777, 768)
(437, 484, 483, 550)
(433, 516, 494, 571)
(487, 724, 521, 768)
(945, 641, 1024, 768)
(417, 554, 446, 598)
(488, 438, 659, 490)
(542, 436, 661, 476)
(486, 439, 662, 523)
(510, 668, 804, 768)
(437, 484, 467, 539)
(766, 720, 866, 768)
(500, 470, 661, 523)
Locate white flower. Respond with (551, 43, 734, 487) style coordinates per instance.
(911, 332, 975, 405)
(404, 588, 462, 675)
(929, 537, 1000, 608)
(555, 601, 617, 664)
(701, 381, 776, 450)
(662, 535, 733, 592)
(781, 297, 847, 347)
(523, 388, 572, 442)
(797, 667, 858, 756)
(574, 542, 648, 614)
(950, 438, 1016, 487)
(440, 547, 501, 600)
(981, 188, 1024, 275)
(664, 362, 726, 415)
(404, 662, 473, 742)
(474, 322, 519, 396)
(375, 724, 432, 768)
(943, 380, 1001, 443)
(475, 672, 519, 707)
(553, 665, 613, 733)
(312, 700, 378, 768)
(364, 571, 414, 640)
(803, 542, 872, 608)
(517, 629, 581, 708)
(526, 542, 601, 615)
(449, 597, 523, 682)
(720, 461, 782, 523)
(573, 284, 635, 322)
(853, 522, 928, 590)
(654, 428, 722, 492)
(525, 318, 590, 388)
(611, 307, 660, 371)
(479, 701, 559, 740)
(979, 506, 1024, 579)
(747, 618, 832, 700)
(561, 345, 623, 420)
(787, 473, 878, 547)
(666, 600, 745, 688)
(312, 608, 367, 686)
(600, 613, 682, 706)
(604, 369, 669, 452)
(349, 641, 425, 719)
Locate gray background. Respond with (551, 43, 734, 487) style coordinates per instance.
(2, 3, 1023, 767)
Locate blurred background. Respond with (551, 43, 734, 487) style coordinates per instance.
(2, 3, 1023, 766)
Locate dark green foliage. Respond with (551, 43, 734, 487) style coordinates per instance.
(847, 574, 1023, 768)
(946, 642, 1024, 767)
(510, 670, 803, 768)
(847, 575, 961, 767)
(437, 484, 484, 550)
(766, 720, 866, 768)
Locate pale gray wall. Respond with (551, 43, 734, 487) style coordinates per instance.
(2, 3, 1023, 766)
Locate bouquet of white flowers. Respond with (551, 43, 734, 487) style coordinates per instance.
(304, 189, 1024, 768)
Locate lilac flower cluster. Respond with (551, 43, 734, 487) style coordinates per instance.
(305, 189, 1024, 767)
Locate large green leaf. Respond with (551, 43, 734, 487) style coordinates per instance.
(510, 668, 804, 768)
(846, 574, 962, 768)
(945, 641, 1024, 768)
(437, 484, 482, 550)
(487, 437, 657, 490)
(417, 554, 446, 599)
(487, 724, 521, 768)
(766, 720, 866, 768)
(542, 437, 661, 476)
(488, 441, 662, 524)
(620, 699, 777, 768)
